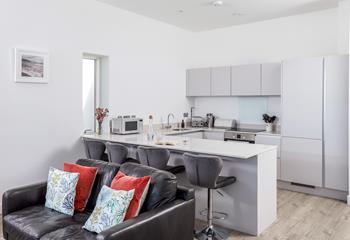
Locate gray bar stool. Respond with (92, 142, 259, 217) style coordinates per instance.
(137, 146, 185, 174)
(106, 142, 140, 164)
(83, 139, 108, 162)
(183, 153, 236, 240)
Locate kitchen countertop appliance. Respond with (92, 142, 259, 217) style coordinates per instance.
(191, 116, 206, 127)
(110, 115, 143, 135)
(224, 128, 264, 143)
(213, 118, 263, 143)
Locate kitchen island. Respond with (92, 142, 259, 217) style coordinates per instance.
(82, 132, 277, 236)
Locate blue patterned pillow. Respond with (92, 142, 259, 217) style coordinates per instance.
(83, 186, 134, 233)
(45, 167, 80, 216)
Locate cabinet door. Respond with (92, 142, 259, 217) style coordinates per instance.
(324, 55, 349, 191)
(255, 135, 281, 179)
(261, 63, 281, 95)
(203, 131, 224, 140)
(186, 68, 211, 96)
(231, 64, 261, 96)
(211, 67, 231, 96)
(281, 57, 323, 139)
(281, 137, 322, 187)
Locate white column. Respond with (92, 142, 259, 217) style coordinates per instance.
(343, 1, 350, 205)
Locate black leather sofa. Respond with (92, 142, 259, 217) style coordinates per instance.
(2, 159, 195, 240)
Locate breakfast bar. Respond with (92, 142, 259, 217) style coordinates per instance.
(82, 132, 277, 236)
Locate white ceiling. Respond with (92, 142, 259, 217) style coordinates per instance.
(98, 0, 340, 32)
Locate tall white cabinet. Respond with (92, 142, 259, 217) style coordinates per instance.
(281, 57, 324, 187)
(281, 55, 349, 191)
(324, 55, 349, 192)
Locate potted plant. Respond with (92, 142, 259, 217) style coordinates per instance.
(262, 114, 277, 132)
(95, 108, 109, 135)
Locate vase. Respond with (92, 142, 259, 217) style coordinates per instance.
(97, 122, 103, 135)
(266, 123, 273, 132)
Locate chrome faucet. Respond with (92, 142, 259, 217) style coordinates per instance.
(166, 113, 175, 129)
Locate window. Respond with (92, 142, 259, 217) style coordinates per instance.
(82, 53, 109, 133)
(82, 57, 99, 132)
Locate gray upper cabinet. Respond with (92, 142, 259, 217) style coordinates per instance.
(231, 64, 261, 96)
(261, 63, 281, 95)
(211, 67, 231, 96)
(186, 68, 211, 96)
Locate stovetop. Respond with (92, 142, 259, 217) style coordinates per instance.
(225, 128, 265, 133)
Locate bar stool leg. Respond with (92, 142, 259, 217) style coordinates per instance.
(195, 189, 224, 240)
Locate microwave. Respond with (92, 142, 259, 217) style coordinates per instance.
(110, 116, 143, 135)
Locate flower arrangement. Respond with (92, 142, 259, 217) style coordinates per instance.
(262, 114, 276, 124)
(95, 108, 109, 135)
(95, 108, 109, 123)
(262, 114, 277, 132)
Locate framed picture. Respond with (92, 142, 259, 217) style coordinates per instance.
(14, 48, 49, 83)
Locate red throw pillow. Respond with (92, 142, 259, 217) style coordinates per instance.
(111, 171, 151, 220)
(64, 163, 97, 212)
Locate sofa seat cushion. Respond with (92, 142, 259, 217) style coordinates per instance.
(40, 225, 97, 240)
(3, 205, 90, 240)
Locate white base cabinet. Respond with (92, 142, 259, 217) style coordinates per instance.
(281, 137, 323, 187)
(255, 135, 281, 179)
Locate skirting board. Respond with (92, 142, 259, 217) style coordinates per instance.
(278, 181, 348, 202)
(347, 195, 350, 205)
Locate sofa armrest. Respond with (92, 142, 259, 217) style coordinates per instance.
(176, 185, 194, 201)
(2, 182, 47, 217)
(97, 199, 195, 240)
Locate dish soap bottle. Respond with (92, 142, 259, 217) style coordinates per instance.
(147, 115, 155, 141)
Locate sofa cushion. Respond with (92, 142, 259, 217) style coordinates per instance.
(75, 159, 120, 212)
(45, 167, 80, 216)
(83, 186, 134, 234)
(64, 163, 98, 212)
(40, 225, 97, 240)
(3, 205, 90, 240)
(111, 171, 151, 220)
(119, 163, 177, 212)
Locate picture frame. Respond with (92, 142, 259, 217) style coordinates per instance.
(14, 48, 49, 83)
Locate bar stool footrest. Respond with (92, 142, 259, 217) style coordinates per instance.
(199, 209, 228, 220)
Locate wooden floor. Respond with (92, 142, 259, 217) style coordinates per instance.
(1, 190, 350, 240)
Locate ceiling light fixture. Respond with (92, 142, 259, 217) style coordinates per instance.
(211, 0, 224, 7)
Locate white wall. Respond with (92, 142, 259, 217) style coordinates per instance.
(187, 8, 338, 123)
(338, 0, 350, 54)
(0, 0, 190, 203)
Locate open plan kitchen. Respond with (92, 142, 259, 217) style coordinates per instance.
(82, 54, 349, 237)
(2, 1, 350, 240)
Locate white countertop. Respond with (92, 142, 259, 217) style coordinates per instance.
(82, 132, 277, 159)
(256, 130, 281, 136)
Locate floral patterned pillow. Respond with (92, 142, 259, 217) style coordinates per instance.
(83, 186, 134, 233)
(45, 167, 80, 216)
